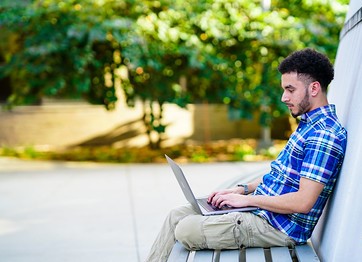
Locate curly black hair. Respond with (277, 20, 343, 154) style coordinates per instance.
(278, 48, 334, 92)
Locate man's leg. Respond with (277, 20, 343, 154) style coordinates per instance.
(146, 204, 198, 262)
(175, 212, 295, 250)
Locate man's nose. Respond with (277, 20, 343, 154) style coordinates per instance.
(281, 92, 289, 103)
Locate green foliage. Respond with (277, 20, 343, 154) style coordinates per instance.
(233, 144, 256, 161)
(0, 139, 285, 163)
(0, 0, 348, 147)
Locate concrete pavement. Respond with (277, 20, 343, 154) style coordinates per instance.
(0, 157, 270, 262)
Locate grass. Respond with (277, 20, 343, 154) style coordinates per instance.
(0, 139, 287, 164)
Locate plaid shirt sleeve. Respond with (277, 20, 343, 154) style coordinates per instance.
(300, 129, 345, 184)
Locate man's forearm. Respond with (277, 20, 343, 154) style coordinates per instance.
(246, 193, 309, 214)
(248, 177, 262, 193)
(245, 178, 324, 214)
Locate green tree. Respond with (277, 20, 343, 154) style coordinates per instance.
(0, 0, 348, 149)
(186, 0, 347, 146)
(0, 0, 140, 108)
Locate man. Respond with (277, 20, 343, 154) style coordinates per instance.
(146, 48, 347, 262)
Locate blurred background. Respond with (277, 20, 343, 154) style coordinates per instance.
(0, 1, 352, 261)
(0, 0, 348, 163)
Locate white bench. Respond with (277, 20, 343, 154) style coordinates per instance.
(311, 2, 362, 261)
(168, 241, 319, 262)
(167, 1, 362, 261)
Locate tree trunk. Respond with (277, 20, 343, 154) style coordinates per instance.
(258, 125, 273, 150)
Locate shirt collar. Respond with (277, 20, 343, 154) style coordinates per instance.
(300, 104, 336, 124)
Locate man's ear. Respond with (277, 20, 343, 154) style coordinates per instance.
(310, 81, 321, 97)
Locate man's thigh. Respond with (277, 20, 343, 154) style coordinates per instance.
(175, 212, 294, 250)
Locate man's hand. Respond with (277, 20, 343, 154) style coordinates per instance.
(210, 193, 251, 208)
(207, 177, 262, 209)
(207, 187, 243, 207)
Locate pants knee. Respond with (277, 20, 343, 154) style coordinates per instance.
(169, 204, 197, 220)
(175, 216, 206, 250)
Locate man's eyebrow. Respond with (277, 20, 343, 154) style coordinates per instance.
(283, 84, 295, 90)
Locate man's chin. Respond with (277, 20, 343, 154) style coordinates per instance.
(290, 110, 300, 118)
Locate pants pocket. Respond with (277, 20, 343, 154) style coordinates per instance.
(203, 213, 242, 249)
(248, 215, 295, 247)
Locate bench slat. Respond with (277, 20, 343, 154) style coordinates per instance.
(295, 243, 320, 262)
(168, 242, 320, 262)
(245, 247, 266, 262)
(270, 247, 292, 262)
(193, 250, 214, 261)
(167, 241, 189, 262)
(219, 249, 240, 262)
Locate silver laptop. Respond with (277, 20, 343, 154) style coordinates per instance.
(165, 155, 257, 216)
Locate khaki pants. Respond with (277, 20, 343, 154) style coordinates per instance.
(146, 204, 295, 262)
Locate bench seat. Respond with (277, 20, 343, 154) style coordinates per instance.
(168, 241, 320, 262)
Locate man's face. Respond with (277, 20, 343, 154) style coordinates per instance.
(281, 72, 311, 118)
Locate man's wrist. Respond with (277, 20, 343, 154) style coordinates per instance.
(237, 184, 249, 195)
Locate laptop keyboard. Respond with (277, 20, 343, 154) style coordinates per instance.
(198, 198, 224, 211)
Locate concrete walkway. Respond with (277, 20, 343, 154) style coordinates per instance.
(0, 157, 270, 262)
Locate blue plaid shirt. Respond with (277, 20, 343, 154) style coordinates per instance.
(252, 104, 347, 244)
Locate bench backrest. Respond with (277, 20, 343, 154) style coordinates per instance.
(311, 1, 362, 261)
